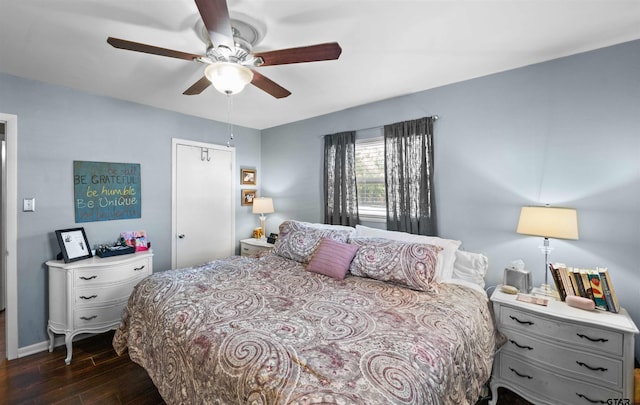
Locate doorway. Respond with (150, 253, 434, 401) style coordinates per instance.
(171, 139, 235, 269)
(1, 113, 18, 360)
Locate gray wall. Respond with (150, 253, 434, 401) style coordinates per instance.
(2, 39, 639, 354)
(262, 40, 640, 353)
(0, 73, 262, 347)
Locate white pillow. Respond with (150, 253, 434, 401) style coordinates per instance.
(452, 250, 488, 289)
(354, 225, 461, 282)
(303, 221, 356, 235)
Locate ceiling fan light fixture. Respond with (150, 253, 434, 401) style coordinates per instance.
(205, 62, 254, 95)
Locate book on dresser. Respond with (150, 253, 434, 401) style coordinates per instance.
(549, 263, 620, 313)
(599, 268, 620, 313)
(587, 270, 609, 311)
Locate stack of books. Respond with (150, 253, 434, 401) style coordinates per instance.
(549, 263, 620, 313)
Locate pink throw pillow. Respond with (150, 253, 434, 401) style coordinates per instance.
(306, 238, 360, 280)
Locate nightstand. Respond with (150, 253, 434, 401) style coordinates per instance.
(489, 289, 638, 405)
(240, 238, 274, 257)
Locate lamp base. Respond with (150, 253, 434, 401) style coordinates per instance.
(532, 284, 558, 299)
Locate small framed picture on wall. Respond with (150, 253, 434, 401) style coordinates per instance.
(241, 189, 257, 206)
(241, 168, 256, 185)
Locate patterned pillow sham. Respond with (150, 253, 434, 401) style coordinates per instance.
(306, 238, 360, 280)
(273, 220, 355, 264)
(348, 237, 442, 292)
(354, 225, 461, 282)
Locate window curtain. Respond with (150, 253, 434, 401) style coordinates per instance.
(323, 131, 359, 226)
(384, 116, 437, 235)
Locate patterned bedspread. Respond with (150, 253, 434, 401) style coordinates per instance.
(113, 253, 499, 405)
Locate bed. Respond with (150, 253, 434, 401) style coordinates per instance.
(113, 221, 501, 404)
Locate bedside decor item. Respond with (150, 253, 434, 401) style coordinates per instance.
(252, 197, 274, 238)
(55, 227, 92, 263)
(120, 230, 149, 251)
(503, 261, 532, 293)
(95, 244, 135, 258)
(240, 168, 256, 185)
(565, 295, 596, 311)
(241, 189, 257, 206)
(516, 205, 579, 295)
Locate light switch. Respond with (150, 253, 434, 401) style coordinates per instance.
(23, 198, 35, 212)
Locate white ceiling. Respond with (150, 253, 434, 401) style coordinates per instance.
(1, 0, 639, 130)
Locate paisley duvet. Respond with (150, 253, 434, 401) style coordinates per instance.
(113, 253, 499, 405)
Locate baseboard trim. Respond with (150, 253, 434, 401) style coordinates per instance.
(17, 334, 96, 358)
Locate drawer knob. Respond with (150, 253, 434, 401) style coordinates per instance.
(509, 315, 534, 326)
(508, 339, 533, 351)
(134, 265, 145, 271)
(576, 333, 608, 343)
(576, 361, 608, 372)
(79, 315, 97, 321)
(79, 275, 97, 281)
(575, 393, 606, 404)
(79, 295, 97, 300)
(508, 367, 532, 379)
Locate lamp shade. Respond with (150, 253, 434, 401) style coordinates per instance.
(204, 62, 254, 95)
(252, 197, 274, 215)
(516, 206, 579, 240)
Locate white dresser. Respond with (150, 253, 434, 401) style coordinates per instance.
(46, 250, 153, 364)
(240, 238, 274, 257)
(490, 289, 638, 404)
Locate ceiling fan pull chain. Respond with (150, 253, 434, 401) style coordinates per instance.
(227, 95, 234, 148)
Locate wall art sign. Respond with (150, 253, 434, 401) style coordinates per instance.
(73, 160, 141, 223)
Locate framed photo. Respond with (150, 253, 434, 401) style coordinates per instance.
(241, 189, 257, 206)
(241, 168, 256, 185)
(55, 227, 93, 263)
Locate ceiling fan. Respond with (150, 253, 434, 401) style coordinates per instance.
(107, 0, 342, 99)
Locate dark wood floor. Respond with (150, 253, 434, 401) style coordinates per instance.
(0, 319, 531, 405)
(0, 328, 165, 404)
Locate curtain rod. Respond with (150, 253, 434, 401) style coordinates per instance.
(319, 115, 439, 137)
(356, 115, 439, 133)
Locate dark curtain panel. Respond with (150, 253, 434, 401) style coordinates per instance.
(323, 131, 359, 226)
(384, 116, 437, 235)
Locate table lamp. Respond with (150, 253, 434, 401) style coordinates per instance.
(516, 205, 579, 295)
(252, 197, 274, 239)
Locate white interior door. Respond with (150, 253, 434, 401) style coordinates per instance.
(172, 139, 235, 269)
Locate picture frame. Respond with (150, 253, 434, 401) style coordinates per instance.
(241, 168, 256, 185)
(55, 227, 93, 263)
(241, 189, 257, 206)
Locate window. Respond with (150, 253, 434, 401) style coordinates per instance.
(355, 137, 385, 220)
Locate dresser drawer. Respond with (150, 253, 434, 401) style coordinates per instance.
(500, 306, 624, 356)
(75, 276, 146, 307)
(241, 243, 270, 257)
(74, 258, 150, 287)
(502, 329, 622, 388)
(498, 353, 623, 404)
(74, 303, 126, 329)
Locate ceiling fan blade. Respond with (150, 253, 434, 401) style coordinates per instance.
(194, 0, 234, 50)
(107, 37, 201, 61)
(250, 70, 291, 99)
(254, 42, 342, 66)
(183, 76, 211, 95)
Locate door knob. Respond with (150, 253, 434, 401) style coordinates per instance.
(177, 234, 185, 239)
